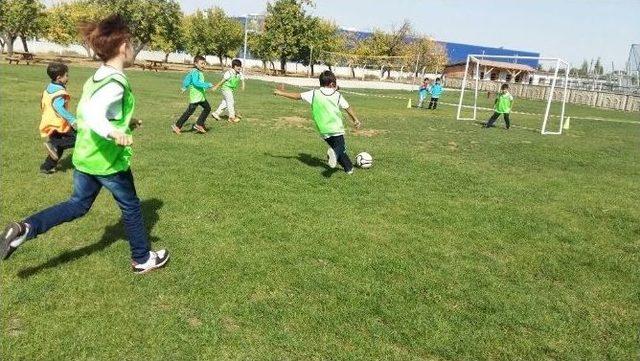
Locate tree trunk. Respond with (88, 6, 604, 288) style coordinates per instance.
(164, 52, 170, 63)
(218, 55, 224, 67)
(0, 38, 5, 53)
(310, 63, 315, 77)
(6, 36, 16, 56)
(19, 35, 28, 52)
(133, 42, 146, 61)
(350, 66, 356, 78)
(280, 56, 286, 73)
(82, 42, 93, 58)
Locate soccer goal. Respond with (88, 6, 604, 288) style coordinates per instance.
(455, 55, 569, 135)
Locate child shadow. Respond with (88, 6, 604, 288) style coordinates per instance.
(265, 152, 339, 178)
(57, 156, 74, 172)
(17, 198, 164, 279)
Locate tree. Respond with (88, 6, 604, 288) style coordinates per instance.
(206, 7, 243, 66)
(261, 0, 314, 73)
(98, 0, 182, 60)
(296, 18, 345, 76)
(183, 10, 212, 58)
(0, 0, 46, 55)
(594, 57, 604, 76)
(403, 36, 448, 76)
(356, 20, 413, 78)
(45, 0, 105, 58)
(148, 9, 184, 62)
(247, 32, 277, 72)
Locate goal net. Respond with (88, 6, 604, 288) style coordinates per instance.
(455, 55, 569, 135)
(315, 51, 413, 82)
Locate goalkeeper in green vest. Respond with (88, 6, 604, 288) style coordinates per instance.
(484, 83, 514, 129)
(1, 15, 169, 274)
(274, 70, 362, 174)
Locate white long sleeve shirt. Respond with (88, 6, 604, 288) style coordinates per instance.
(79, 65, 126, 138)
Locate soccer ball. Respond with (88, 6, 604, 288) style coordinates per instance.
(356, 152, 373, 168)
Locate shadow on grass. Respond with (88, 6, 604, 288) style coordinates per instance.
(57, 155, 73, 172)
(17, 198, 163, 279)
(265, 152, 339, 178)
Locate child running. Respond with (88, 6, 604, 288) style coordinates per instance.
(273, 70, 362, 174)
(484, 83, 514, 129)
(417, 78, 430, 108)
(210, 59, 245, 123)
(427, 77, 444, 109)
(1, 15, 169, 274)
(172, 55, 213, 134)
(39, 62, 77, 174)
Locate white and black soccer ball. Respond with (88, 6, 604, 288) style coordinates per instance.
(355, 152, 373, 168)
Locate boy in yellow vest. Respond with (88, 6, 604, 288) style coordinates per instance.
(1, 15, 169, 274)
(39, 62, 77, 174)
(273, 71, 362, 174)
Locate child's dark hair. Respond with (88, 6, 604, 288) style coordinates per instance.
(501, 83, 509, 90)
(423, 77, 429, 82)
(319, 70, 337, 87)
(435, 77, 441, 82)
(80, 14, 131, 62)
(231, 59, 242, 67)
(47, 62, 69, 81)
(194, 55, 206, 63)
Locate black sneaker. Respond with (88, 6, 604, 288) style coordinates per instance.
(1, 222, 29, 260)
(40, 167, 56, 174)
(131, 250, 170, 274)
(43, 142, 59, 161)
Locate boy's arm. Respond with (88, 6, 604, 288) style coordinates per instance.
(273, 89, 302, 100)
(344, 107, 362, 129)
(212, 78, 226, 91)
(52, 96, 77, 126)
(181, 71, 192, 91)
(191, 71, 213, 90)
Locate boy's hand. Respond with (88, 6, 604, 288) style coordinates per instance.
(109, 130, 133, 146)
(129, 118, 142, 131)
(181, 88, 186, 93)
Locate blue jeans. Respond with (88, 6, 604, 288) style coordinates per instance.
(25, 169, 150, 263)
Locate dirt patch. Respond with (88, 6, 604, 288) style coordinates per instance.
(447, 141, 458, 151)
(7, 316, 23, 337)
(221, 316, 240, 332)
(274, 116, 313, 130)
(188, 317, 203, 327)
(352, 129, 388, 137)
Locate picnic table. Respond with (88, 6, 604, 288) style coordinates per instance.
(139, 60, 168, 72)
(6, 51, 36, 65)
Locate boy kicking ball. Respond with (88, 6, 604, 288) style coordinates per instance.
(274, 70, 362, 174)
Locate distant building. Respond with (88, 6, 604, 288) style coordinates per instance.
(444, 59, 537, 83)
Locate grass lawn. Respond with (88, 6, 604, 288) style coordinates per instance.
(1, 63, 639, 360)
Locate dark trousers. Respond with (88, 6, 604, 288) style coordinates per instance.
(427, 97, 439, 109)
(486, 112, 511, 128)
(24, 169, 151, 263)
(324, 135, 353, 172)
(175, 100, 211, 128)
(41, 131, 76, 171)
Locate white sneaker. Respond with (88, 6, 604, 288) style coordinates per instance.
(210, 113, 221, 121)
(1, 222, 29, 260)
(132, 250, 169, 274)
(326, 148, 337, 169)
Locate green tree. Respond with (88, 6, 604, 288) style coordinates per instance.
(148, 8, 184, 62)
(204, 7, 244, 66)
(403, 36, 448, 76)
(261, 0, 313, 73)
(183, 10, 212, 58)
(45, 0, 105, 58)
(98, 0, 182, 60)
(296, 18, 345, 76)
(247, 32, 277, 72)
(356, 20, 412, 78)
(0, 0, 46, 55)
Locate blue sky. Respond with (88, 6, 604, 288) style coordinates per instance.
(45, 0, 640, 69)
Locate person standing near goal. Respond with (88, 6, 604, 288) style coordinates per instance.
(427, 78, 443, 109)
(483, 83, 513, 129)
(211, 59, 245, 123)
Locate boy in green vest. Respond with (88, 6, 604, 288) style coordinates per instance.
(210, 59, 245, 123)
(1, 15, 169, 274)
(484, 83, 514, 129)
(173, 55, 213, 134)
(273, 70, 362, 174)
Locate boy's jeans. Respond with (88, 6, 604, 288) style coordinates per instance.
(486, 112, 511, 129)
(324, 135, 353, 172)
(25, 169, 151, 263)
(175, 100, 211, 127)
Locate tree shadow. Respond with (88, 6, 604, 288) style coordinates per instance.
(265, 152, 339, 178)
(17, 198, 164, 279)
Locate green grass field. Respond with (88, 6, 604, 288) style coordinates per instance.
(1, 63, 639, 360)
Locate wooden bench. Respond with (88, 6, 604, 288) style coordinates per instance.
(11, 52, 36, 65)
(5, 56, 22, 64)
(139, 60, 167, 72)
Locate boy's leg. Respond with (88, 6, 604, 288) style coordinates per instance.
(485, 112, 500, 127)
(428, 98, 435, 109)
(418, 94, 424, 108)
(432, 98, 439, 109)
(504, 113, 511, 129)
(98, 169, 151, 264)
(212, 98, 228, 119)
(24, 170, 101, 240)
(195, 100, 211, 127)
(222, 89, 236, 120)
(175, 103, 198, 128)
(324, 135, 354, 173)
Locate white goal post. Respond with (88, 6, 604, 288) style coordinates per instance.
(456, 55, 570, 135)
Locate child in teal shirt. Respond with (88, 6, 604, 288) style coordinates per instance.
(172, 55, 213, 134)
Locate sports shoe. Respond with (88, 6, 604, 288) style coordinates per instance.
(193, 124, 207, 134)
(210, 113, 221, 121)
(228, 117, 240, 124)
(131, 250, 170, 274)
(40, 167, 56, 174)
(346, 170, 354, 175)
(1, 222, 29, 260)
(171, 124, 181, 135)
(43, 142, 59, 161)
(326, 148, 337, 169)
